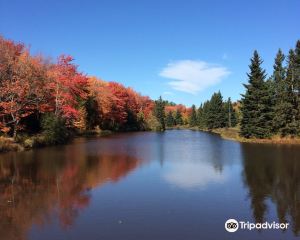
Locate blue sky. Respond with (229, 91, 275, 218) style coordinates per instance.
(1, 0, 299, 106)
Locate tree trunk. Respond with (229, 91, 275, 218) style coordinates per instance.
(13, 120, 19, 140)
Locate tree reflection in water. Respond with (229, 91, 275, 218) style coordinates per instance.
(241, 144, 300, 235)
(0, 145, 139, 240)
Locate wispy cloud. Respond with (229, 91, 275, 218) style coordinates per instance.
(159, 60, 230, 94)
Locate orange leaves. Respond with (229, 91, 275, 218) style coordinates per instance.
(0, 35, 194, 135)
(0, 38, 50, 135)
(0, 36, 88, 136)
(48, 55, 88, 122)
(87, 77, 154, 130)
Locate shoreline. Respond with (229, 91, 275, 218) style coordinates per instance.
(2, 126, 300, 154)
(0, 129, 114, 153)
(167, 126, 300, 145)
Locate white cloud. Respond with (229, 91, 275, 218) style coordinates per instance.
(159, 60, 230, 94)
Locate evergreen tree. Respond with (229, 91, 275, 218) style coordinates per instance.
(240, 51, 273, 138)
(207, 91, 225, 129)
(231, 109, 238, 127)
(166, 111, 175, 127)
(224, 97, 237, 128)
(272, 49, 287, 133)
(197, 104, 204, 128)
(175, 109, 183, 125)
(189, 104, 197, 127)
(280, 50, 298, 136)
(294, 40, 300, 126)
(154, 96, 166, 131)
(202, 101, 210, 128)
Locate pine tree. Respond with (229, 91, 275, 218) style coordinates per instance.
(294, 40, 300, 128)
(280, 49, 298, 136)
(175, 109, 183, 125)
(240, 51, 273, 138)
(197, 104, 204, 128)
(154, 96, 166, 131)
(207, 91, 225, 129)
(224, 97, 237, 128)
(166, 111, 175, 127)
(189, 104, 197, 127)
(272, 49, 287, 133)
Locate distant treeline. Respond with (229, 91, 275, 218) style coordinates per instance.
(156, 40, 300, 140)
(162, 92, 238, 129)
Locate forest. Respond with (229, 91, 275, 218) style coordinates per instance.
(0, 35, 300, 151)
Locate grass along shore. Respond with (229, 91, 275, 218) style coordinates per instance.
(205, 127, 300, 145)
(167, 126, 300, 145)
(2, 126, 300, 153)
(0, 129, 113, 153)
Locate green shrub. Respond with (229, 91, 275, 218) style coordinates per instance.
(41, 114, 70, 145)
(145, 113, 163, 131)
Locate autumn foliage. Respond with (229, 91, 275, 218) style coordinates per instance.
(0, 36, 188, 140)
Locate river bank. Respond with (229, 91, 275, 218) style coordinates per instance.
(210, 128, 300, 144)
(0, 129, 114, 153)
(167, 126, 300, 145)
(3, 126, 300, 154)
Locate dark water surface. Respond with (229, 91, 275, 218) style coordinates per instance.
(1, 130, 300, 240)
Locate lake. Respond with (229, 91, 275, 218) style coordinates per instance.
(1, 130, 300, 240)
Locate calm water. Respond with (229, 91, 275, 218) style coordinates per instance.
(1, 130, 300, 240)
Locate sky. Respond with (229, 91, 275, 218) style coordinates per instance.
(0, 0, 299, 106)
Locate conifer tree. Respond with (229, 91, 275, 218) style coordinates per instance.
(166, 111, 175, 127)
(175, 109, 183, 125)
(240, 51, 273, 138)
(224, 97, 237, 128)
(280, 49, 298, 136)
(154, 96, 166, 131)
(272, 49, 287, 133)
(189, 104, 197, 127)
(197, 104, 204, 128)
(207, 91, 225, 129)
(200, 101, 210, 129)
(294, 40, 300, 126)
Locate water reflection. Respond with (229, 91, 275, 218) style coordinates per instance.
(241, 144, 300, 235)
(163, 161, 226, 189)
(0, 144, 140, 240)
(161, 131, 238, 190)
(1, 131, 300, 239)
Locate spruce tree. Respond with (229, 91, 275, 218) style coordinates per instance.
(272, 49, 287, 133)
(201, 101, 210, 128)
(197, 104, 204, 128)
(154, 96, 166, 131)
(166, 111, 175, 127)
(207, 91, 225, 129)
(175, 109, 183, 125)
(280, 50, 298, 136)
(240, 51, 273, 138)
(189, 104, 197, 127)
(294, 40, 300, 127)
(224, 97, 237, 128)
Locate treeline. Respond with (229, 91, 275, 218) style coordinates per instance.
(165, 39, 300, 140)
(163, 92, 238, 130)
(0, 36, 173, 145)
(1, 35, 300, 145)
(240, 40, 300, 138)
